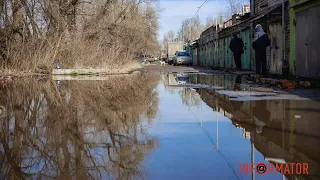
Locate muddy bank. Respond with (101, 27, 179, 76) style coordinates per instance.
(0, 62, 143, 79)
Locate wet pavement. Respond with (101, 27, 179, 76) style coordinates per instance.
(0, 71, 319, 180)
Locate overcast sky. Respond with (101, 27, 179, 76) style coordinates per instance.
(158, 0, 249, 40)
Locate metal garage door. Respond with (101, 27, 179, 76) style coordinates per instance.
(296, 5, 320, 78)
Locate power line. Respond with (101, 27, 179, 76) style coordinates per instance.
(192, 0, 209, 19)
(186, 99, 242, 180)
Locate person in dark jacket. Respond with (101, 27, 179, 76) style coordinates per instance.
(229, 34, 244, 70)
(252, 24, 271, 77)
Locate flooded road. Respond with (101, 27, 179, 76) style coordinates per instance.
(0, 72, 319, 180)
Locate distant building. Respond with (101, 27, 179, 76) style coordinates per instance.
(242, 5, 250, 15)
(223, 19, 232, 28)
(232, 14, 242, 24)
(242, 129, 251, 139)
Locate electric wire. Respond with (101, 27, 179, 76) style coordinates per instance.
(192, 0, 209, 19)
(186, 93, 242, 180)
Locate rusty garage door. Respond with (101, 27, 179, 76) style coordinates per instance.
(296, 5, 320, 78)
(269, 23, 283, 75)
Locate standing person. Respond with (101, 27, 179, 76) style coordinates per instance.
(252, 24, 271, 77)
(229, 34, 244, 70)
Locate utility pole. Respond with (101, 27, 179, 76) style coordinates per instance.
(215, 0, 218, 32)
(200, 95, 203, 128)
(197, 6, 201, 42)
(215, 0, 218, 65)
(282, 0, 285, 65)
(251, 137, 255, 180)
(250, 103, 255, 180)
(215, 109, 219, 150)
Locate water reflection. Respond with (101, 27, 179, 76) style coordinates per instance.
(188, 73, 320, 180)
(0, 73, 160, 179)
(1, 72, 319, 180)
(234, 75, 242, 91)
(163, 73, 201, 108)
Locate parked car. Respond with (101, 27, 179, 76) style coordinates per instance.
(173, 51, 192, 66)
(167, 56, 174, 65)
(138, 56, 147, 63)
(175, 73, 189, 84)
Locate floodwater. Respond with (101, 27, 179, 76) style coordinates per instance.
(0, 72, 319, 180)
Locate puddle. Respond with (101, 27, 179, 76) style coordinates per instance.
(0, 73, 319, 179)
(216, 90, 278, 97)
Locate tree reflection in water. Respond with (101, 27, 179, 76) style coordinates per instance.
(0, 73, 160, 179)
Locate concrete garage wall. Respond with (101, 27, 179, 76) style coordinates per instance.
(167, 42, 184, 56)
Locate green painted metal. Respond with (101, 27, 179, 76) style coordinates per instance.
(215, 41, 219, 67)
(205, 45, 208, 66)
(205, 44, 208, 66)
(290, 0, 313, 7)
(197, 33, 250, 70)
(225, 75, 233, 89)
(225, 37, 232, 68)
(201, 46, 204, 66)
(201, 46, 206, 66)
(225, 38, 228, 68)
(203, 46, 206, 66)
(240, 30, 251, 70)
(191, 48, 197, 65)
(209, 42, 214, 67)
(219, 39, 225, 68)
(199, 46, 204, 66)
(210, 44, 212, 67)
(214, 41, 219, 67)
(208, 43, 212, 67)
(202, 45, 205, 66)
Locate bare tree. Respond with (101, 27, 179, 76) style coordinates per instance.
(162, 35, 169, 49)
(179, 15, 203, 43)
(0, 0, 161, 72)
(167, 30, 175, 42)
(176, 28, 183, 42)
(227, 0, 243, 16)
(205, 17, 215, 29)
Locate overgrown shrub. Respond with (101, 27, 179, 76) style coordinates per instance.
(0, 0, 160, 72)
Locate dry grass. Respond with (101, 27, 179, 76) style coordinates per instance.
(0, 0, 160, 74)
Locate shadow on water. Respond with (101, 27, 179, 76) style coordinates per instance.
(0, 73, 160, 179)
(182, 73, 320, 180)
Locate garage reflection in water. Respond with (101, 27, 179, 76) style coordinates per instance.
(0, 73, 319, 180)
